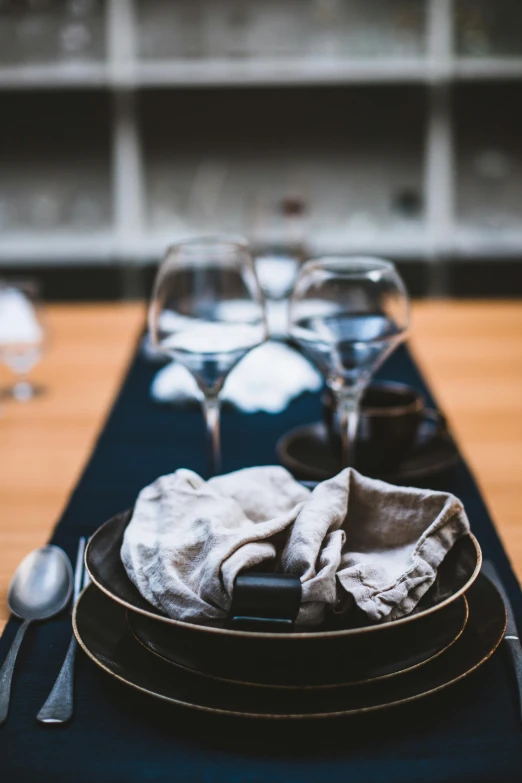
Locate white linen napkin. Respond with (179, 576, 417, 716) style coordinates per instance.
(121, 466, 470, 627)
(150, 341, 322, 414)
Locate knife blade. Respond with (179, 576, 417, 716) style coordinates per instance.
(482, 559, 522, 721)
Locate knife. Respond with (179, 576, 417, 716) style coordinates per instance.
(482, 559, 522, 721)
(37, 537, 88, 724)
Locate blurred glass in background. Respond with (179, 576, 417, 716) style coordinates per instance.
(0, 1, 521, 300)
(0, 0, 105, 67)
(0, 280, 46, 401)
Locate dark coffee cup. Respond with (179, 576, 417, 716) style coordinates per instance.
(323, 382, 426, 474)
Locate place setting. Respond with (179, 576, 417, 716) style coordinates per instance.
(78, 467, 493, 719)
(2, 236, 519, 733)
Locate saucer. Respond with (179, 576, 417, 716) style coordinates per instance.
(276, 412, 460, 483)
(73, 575, 505, 719)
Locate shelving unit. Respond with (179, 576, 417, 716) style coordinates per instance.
(0, 0, 521, 289)
(0, 90, 113, 262)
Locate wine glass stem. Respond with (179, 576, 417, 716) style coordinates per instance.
(203, 394, 222, 477)
(337, 390, 361, 469)
(13, 375, 33, 402)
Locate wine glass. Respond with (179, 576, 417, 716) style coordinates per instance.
(149, 236, 267, 477)
(254, 253, 300, 338)
(0, 280, 47, 401)
(288, 256, 409, 468)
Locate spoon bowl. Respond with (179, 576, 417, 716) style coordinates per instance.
(8, 546, 73, 621)
(0, 545, 73, 724)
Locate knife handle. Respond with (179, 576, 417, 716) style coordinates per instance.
(504, 636, 522, 722)
(36, 636, 77, 724)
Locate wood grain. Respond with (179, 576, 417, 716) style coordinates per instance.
(0, 300, 521, 633)
(409, 300, 522, 580)
(0, 303, 145, 633)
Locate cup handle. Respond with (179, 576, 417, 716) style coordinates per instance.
(423, 408, 448, 436)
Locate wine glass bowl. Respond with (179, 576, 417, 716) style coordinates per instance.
(289, 256, 409, 468)
(149, 237, 266, 476)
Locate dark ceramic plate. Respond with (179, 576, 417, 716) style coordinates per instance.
(276, 414, 459, 483)
(73, 576, 505, 719)
(128, 596, 469, 688)
(85, 512, 481, 686)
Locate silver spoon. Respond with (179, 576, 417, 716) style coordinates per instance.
(0, 546, 73, 725)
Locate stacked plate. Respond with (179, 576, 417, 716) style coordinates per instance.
(76, 510, 506, 719)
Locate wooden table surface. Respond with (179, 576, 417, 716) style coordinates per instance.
(0, 300, 521, 633)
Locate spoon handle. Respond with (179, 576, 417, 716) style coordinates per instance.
(36, 636, 77, 724)
(0, 619, 31, 725)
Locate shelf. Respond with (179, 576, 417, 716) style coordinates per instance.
(454, 58, 522, 80)
(0, 0, 521, 93)
(453, 228, 522, 259)
(0, 0, 106, 71)
(0, 232, 115, 265)
(455, 0, 522, 59)
(4, 58, 522, 91)
(140, 86, 426, 243)
(138, 230, 427, 263)
(0, 63, 108, 90)
(4, 228, 522, 268)
(135, 58, 429, 88)
(0, 0, 521, 287)
(454, 83, 522, 237)
(0, 92, 113, 238)
(136, 0, 427, 62)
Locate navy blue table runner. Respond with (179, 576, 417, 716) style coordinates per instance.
(1, 341, 521, 782)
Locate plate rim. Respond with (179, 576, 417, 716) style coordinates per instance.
(85, 515, 482, 641)
(127, 594, 470, 690)
(72, 576, 506, 720)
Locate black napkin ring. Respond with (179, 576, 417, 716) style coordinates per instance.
(227, 573, 302, 632)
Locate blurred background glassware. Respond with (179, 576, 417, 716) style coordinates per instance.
(0, 280, 47, 402)
(29, 189, 63, 231)
(60, 21, 92, 60)
(254, 248, 301, 340)
(456, 0, 522, 58)
(288, 256, 409, 468)
(251, 192, 308, 339)
(16, 0, 58, 65)
(468, 148, 515, 233)
(67, 191, 104, 229)
(149, 236, 266, 476)
(59, 0, 103, 63)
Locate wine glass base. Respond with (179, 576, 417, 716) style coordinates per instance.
(0, 383, 47, 402)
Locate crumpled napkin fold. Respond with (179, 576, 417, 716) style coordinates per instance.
(121, 466, 470, 626)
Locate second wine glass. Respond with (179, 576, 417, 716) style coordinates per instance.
(149, 237, 267, 477)
(288, 256, 410, 469)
